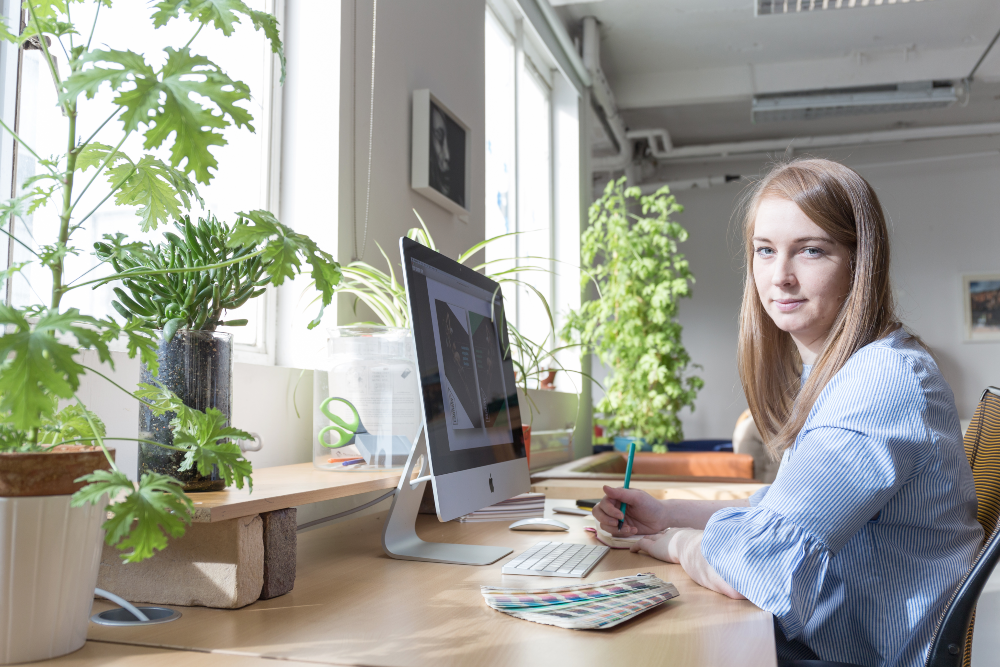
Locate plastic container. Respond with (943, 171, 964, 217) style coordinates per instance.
(313, 326, 421, 471)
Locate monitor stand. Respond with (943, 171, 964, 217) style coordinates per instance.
(382, 424, 513, 565)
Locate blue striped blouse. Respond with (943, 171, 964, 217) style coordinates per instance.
(702, 328, 983, 667)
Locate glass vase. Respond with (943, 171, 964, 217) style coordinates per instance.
(138, 330, 233, 491)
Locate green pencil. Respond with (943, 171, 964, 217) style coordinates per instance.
(618, 441, 637, 531)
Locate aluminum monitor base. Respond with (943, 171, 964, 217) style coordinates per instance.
(381, 426, 512, 565)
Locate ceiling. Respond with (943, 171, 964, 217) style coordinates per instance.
(553, 0, 1000, 146)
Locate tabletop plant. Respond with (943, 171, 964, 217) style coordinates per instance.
(96, 211, 337, 341)
(562, 177, 703, 451)
(0, 0, 338, 563)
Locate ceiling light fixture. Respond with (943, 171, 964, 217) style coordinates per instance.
(756, 0, 931, 15)
(751, 81, 956, 122)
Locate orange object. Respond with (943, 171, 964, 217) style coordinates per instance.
(522, 425, 532, 469)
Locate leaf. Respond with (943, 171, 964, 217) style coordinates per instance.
(151, 0, 285, 81)
(38, 404, 106, 447)
(94, 232, 152, 263)
(0, 194, 35, 223)
(0, 307, 112, 430)
(0, 262, 28, 285)
(76, 142, 129, 172)
(73, 470, 192, 563)
(162, 317, 185, 342)
(228, 210, 340, 327)
(109, 154, 202, 231)
(61, 49, 155, 103)
(64, 47, 252, 185)
(141, 47, 252, 184)
(173, 406, 253, 490)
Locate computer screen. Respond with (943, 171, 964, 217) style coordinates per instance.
(400, 237, 528, 521)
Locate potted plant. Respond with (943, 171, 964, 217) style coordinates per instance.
(98, 212, 337, 490)
(563, 177, 703, 454)
(0, 1, 338, 662)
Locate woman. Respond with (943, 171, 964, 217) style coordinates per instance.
(593, 159, 983, 667)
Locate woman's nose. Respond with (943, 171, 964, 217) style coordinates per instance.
(771, 255, 796, 287)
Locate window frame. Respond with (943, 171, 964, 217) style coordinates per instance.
(485, 0, 581, 392)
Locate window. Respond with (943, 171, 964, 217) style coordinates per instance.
(484, 1, 581, 390)
(4, 0, 281, 362)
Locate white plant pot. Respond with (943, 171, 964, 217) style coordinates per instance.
(0, 495, 106, 664)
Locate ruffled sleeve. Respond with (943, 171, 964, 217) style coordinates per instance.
(702, 346, 930, 638)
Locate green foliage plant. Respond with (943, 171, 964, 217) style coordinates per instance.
(0, 1, 338, 563)
(562, 177, 703, 449)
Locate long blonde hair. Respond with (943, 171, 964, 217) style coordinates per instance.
(737, 159, 900, 459)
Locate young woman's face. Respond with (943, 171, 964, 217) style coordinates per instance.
(752, 197, 853, 361)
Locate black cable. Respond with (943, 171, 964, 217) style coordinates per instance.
(968, 24, 1000, 82)
(295, 488, 397, 532)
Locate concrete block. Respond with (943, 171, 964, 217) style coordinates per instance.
(97, 514, 263, 609)
(260, 508, 296, 599)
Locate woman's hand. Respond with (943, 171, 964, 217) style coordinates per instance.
(592, 485, 669, 536)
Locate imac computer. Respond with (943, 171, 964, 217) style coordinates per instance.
(381, 236, 530, 565)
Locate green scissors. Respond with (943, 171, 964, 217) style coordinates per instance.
(318, 396, 369, 449)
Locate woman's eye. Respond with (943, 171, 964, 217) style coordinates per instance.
(755, 247, 773, 257)
(802, 247, 824, 257)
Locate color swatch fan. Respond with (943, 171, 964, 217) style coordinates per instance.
(481, 573, 679, 630)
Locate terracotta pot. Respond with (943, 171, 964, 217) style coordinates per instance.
(0, 447, 113, 496)
(0, 446, 112, 664)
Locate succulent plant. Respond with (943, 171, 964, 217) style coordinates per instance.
(95, 214, 270, 341)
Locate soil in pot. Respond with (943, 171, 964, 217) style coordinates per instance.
(139, 329, 232, 492)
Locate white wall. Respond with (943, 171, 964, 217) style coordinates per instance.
(336, 0, 488, 328)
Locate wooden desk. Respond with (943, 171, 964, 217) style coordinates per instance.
(81, 500, 776, 667)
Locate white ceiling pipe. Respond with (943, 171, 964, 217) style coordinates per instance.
(634, 148, 1000, 195)
(627, 128, 673, 157)
(638, 175, 741, 194)
(584, 16, 634, 173)
(658, 122, 1000, 160)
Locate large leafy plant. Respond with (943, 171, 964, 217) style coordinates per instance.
(562, 177, 702, 447)
(0, 0, 339, 563)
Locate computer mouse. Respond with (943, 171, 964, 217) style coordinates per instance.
(509, 518, 570, 531)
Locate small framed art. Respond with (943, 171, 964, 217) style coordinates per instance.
(411, 89, 470, 220)
(963, 274, 1000, 341)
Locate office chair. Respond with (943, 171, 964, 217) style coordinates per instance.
(782, 386, 1000, 667)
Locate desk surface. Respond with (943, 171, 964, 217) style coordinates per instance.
(84, 500, 776, 667)
(16, 642, 325, 666)
(187, 463, 401, 522)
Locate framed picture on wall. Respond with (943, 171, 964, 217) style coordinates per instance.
(963, 274, 1000, 341)
(411, 89, 470, 220)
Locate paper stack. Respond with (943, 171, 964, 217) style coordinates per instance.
(481, 573, 679, 630)
(458, 493, 545, 522)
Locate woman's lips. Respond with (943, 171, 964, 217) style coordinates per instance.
(773, 299, 805, 312)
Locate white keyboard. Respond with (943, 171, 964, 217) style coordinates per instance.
(501, 541, 609, 577)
